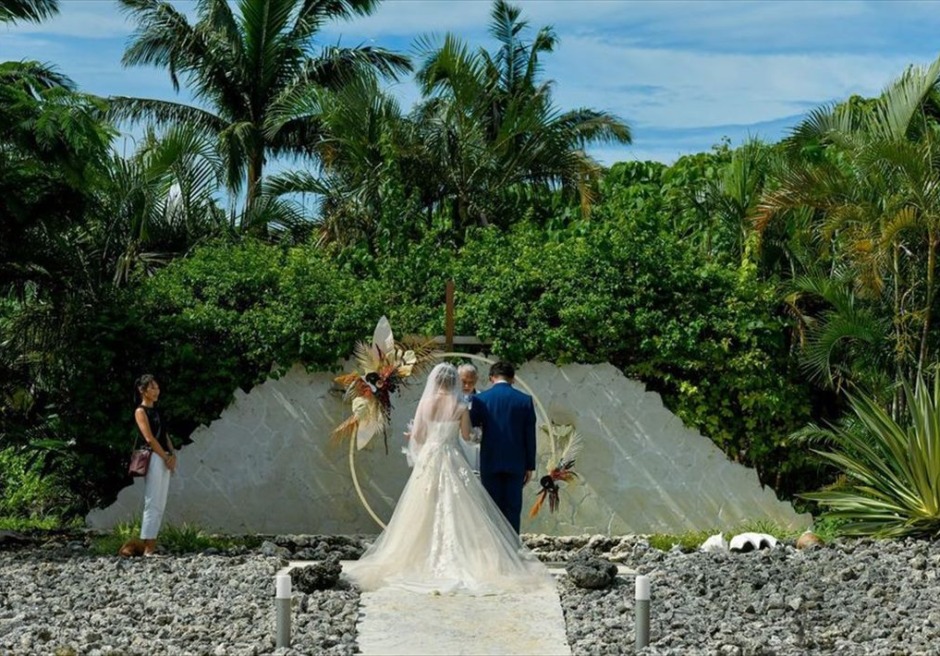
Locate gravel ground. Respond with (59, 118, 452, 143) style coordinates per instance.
(0, 535, 361, 656)
(2, 533, 939, 655)
(532, 534, 940, 656)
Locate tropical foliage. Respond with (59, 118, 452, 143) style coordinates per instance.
(0, 61, 114, 296)
(410, 0, 631, 229)
(0, 0, 58, 24)
(5, 0, 940, 537)
(112, 0, 410, 226)
(801, 376, 940, 538)
(758, 57, 940, 401)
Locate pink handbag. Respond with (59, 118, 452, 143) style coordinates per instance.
(128, 447, 151, 477)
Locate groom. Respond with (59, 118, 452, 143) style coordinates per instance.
(471, 361, 536, 534)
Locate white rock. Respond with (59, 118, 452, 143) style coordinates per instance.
(729, 532, 777, 552)
(700, 533, 730, 553)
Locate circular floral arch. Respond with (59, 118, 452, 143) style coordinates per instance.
(347, 352, 557, 529)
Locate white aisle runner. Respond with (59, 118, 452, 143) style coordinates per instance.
(354, 584, 573, 655)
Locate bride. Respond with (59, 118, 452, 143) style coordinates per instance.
(343, 362, 552, 595)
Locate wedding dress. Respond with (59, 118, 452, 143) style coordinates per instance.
(343, 417, 552, 595)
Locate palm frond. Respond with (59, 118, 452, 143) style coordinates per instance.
(0, 60, 75, 91)
(555, 108, 632, 146)
(263, 170, 330, 197)
(395, 336, 441, 379)
(107, 96, 226, 134)
(0, 0, 58, 24)
(304, 45, 411, 88)
(869, 57, 940, 142)
(265, 83, 329, 140)
(288, 0, 380, 42)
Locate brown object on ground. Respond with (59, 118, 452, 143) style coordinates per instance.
(118, 538, 147, 557)
(795, 531, 825, 550)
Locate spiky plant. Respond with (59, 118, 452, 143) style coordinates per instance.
(802, 375, 940, 538)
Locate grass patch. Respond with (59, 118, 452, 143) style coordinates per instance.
(646, 518, 837, 553)
(0, 514, 84, 533)
(807, 515, 848, 542)
(0, 515, 64, 532)
(90, 520, 141, 555)
(160, 523, 262, 553)
(647, 530, 714, 552)
(90, 519, 262, 555)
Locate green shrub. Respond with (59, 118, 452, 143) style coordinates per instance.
(0, 448, 75, 519)
(7, 210, 817, 513)
(802, 376, 940, 538)
(455, 220, 813, 495)
(14, 238, 390, 513)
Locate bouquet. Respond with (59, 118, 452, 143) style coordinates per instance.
(332, 316, 438, 452)
(529, 425, 583, 517)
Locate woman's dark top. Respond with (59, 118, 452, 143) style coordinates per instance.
(137, 405, 168, 452)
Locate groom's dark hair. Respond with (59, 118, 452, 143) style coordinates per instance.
(489, 361, 515, 380)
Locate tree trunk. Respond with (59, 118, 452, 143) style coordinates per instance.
(917, 230, 937, 379)
(245, 148, 266, 237)
(450, 197, 460, 230)
(893, 244, 904, 419)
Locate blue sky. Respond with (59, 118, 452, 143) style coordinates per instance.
(3, 0, 940, 164)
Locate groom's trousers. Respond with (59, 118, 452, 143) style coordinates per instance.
(481, 472, 525, 534)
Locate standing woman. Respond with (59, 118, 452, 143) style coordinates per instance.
(134, 374, 176, 556)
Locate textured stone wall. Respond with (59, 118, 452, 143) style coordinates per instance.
(87, 362, 811, 535)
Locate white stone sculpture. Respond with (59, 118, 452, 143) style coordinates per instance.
(87, 361, 812, 535)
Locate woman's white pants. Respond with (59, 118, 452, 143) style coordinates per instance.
(140, 455, 171, 540)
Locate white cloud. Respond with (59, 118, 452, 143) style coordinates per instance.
(319, 0, 940, 143)
(320, 0, 492, 38)
(2, 0, 135, 38)
(0, 32, 57, 55)
(1, 0, 204, 39)
(4, 0, 938, 168)
(549, 36, 925, 130)
(0, 32, 180, 100)
(323, 0, 940, 59)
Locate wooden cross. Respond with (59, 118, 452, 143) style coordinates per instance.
(445, 280, 455, 351)
(436, 280, 488, 352)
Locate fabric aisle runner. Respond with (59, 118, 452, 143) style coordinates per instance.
(354, 582, 572, 655)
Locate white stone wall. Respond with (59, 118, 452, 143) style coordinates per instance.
(87, 361, 811, 535)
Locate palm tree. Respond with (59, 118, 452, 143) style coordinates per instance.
(95, 124, 230, 286)
(0, 61, 114, 297)
(413, 0, 631, 228)
(701, 140, 774, 264)
(757, 57, 940, 398)
(0, 0, 58, 24)
(112, 0, 411, 232)
(264, 75, 416, 248)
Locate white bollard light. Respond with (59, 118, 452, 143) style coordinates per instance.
(276, 573, 292, 649)
(635, 574, 650, 650)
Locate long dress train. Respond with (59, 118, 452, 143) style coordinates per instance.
(343, 420, 552, 595)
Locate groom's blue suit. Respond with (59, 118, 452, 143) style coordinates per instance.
(470, 381, 537, 534)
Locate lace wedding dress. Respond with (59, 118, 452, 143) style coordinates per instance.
(343, 419, 552, 595)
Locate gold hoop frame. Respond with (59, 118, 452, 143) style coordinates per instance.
(348, 353, 556, 529)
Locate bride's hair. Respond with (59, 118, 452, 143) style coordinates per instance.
(429, 362, 458, 394)
(409, 363, 463, 449)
